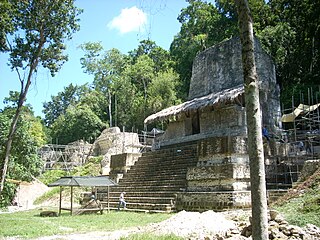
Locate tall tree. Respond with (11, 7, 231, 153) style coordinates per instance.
(170, 0, 238, 99)
(0, 0, 82, 194)
(43, 83, 90, 126)
(266, 0, 320, 107)
(0, 94, 46, 207)
(80, 43, 128, 127)
(50, 105, 105, 145)
(235, 0, 268, 239)
(0, 0, 13, 51)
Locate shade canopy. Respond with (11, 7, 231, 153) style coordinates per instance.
(48, 176, 117, 187)
(281, 103, 320, 122)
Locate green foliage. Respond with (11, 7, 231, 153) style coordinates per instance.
(0, 181, 16, 208)
(6, 0, 82, 76)
(50, 105, 106, 145)
(148, 69, 181, 114)
(301, 189, 320, 213)
(33, 187, 60, 205)
(43, 84, 91, 126)
(0, 210, 173, 239)
(273, 169, 320, 227)
(0, 104, 47, 207)
(0, 0, 13, 51)
(71, 162, 101, 176)
(38, 170, 67, 185)
(87, 156, 103, 164)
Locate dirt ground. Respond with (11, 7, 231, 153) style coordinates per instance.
(33, 210, 251, 240)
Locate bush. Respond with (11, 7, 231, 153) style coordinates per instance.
(38, 170, 67, 185)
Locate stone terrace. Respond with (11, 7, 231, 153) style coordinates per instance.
(99, 141, 198, 213)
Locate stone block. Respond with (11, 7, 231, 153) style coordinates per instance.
(175, 191, 251, 212)
(198, 136, 248, 159)
(110, 153, 141, 173)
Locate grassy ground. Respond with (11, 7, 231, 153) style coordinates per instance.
(272, 168, 320, 227)
(0, 209, 175, 239)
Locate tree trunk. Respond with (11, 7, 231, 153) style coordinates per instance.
(235, 0, 268, 239)
(108, 89, 112, 127)
(0, 80, 31, 194)
(0, 32, 44, 195)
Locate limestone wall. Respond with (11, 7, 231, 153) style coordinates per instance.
(189, 37, 276, 99)
(186, 136, 250, 192)
(160, 120, 185, 140)
(189, 37, 280, 133)
(93, 127, 141, 175)
(200, 105, 247, 137)
(176, 191, 251, 212)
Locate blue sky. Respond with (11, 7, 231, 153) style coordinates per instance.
(0, 0, 188, 117)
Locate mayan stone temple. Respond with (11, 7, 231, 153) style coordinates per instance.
(101, 37, 283, 212)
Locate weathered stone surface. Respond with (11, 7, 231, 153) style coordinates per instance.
(188, 37, 280, 132)
(239, 211, 320, 240)
(93, 127, 141, 175)
(176, 191, 252, 212)
(109, 153, 142, 182)
(198, 136, 248, 161)
(200, 105, 247, 136)
(186, 164, 250, 191)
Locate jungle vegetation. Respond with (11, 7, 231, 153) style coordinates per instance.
(0, 0, 319, 207)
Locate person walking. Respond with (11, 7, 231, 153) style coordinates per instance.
(118, 192, 126, 210)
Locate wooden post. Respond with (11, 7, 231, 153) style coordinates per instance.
(107, 186, 110, 213)
(70, 186, 73, 215)
(59, 186, 62, 216)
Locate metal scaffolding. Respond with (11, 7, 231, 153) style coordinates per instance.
(39, 141, 92, 172)
(266, 87, 320, 190)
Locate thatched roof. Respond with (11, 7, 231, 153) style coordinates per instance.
(144, 85, 244, 124)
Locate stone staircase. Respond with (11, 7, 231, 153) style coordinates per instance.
(99, 142, 198, 213)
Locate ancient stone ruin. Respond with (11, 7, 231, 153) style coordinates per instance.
(92, 127, 141, 175)
(143, 36, 281, 210)
(39, 36, 319, 213)
(40, 127, 142, 176)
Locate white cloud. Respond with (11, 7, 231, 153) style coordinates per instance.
(108, 6, 147, 34)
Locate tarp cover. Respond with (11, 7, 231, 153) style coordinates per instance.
(281, 103, 320, 122)
(48, 176, 117, 187)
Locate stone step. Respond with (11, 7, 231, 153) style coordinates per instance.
(118, 178, 186, 186)
(129, 162, 195, 171)
(104, 207, 172, 213)
(141, 146, 197, 157)
(98, 191, 178, 199)
(267, 189, 288, 203)
(138, 152, 197, 160)
(108, 185, 185, 192)
(103, 196, 175, 204)
(101, 201, 174, 212)
(99, 142, 199, 213)
(134, 150, 197, 162)
(120, 173, 187, 181)
(132, 159, 197, 168)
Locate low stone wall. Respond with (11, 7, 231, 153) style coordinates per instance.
(109, 153, 142, 182)
(176, 191, 251, 212)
